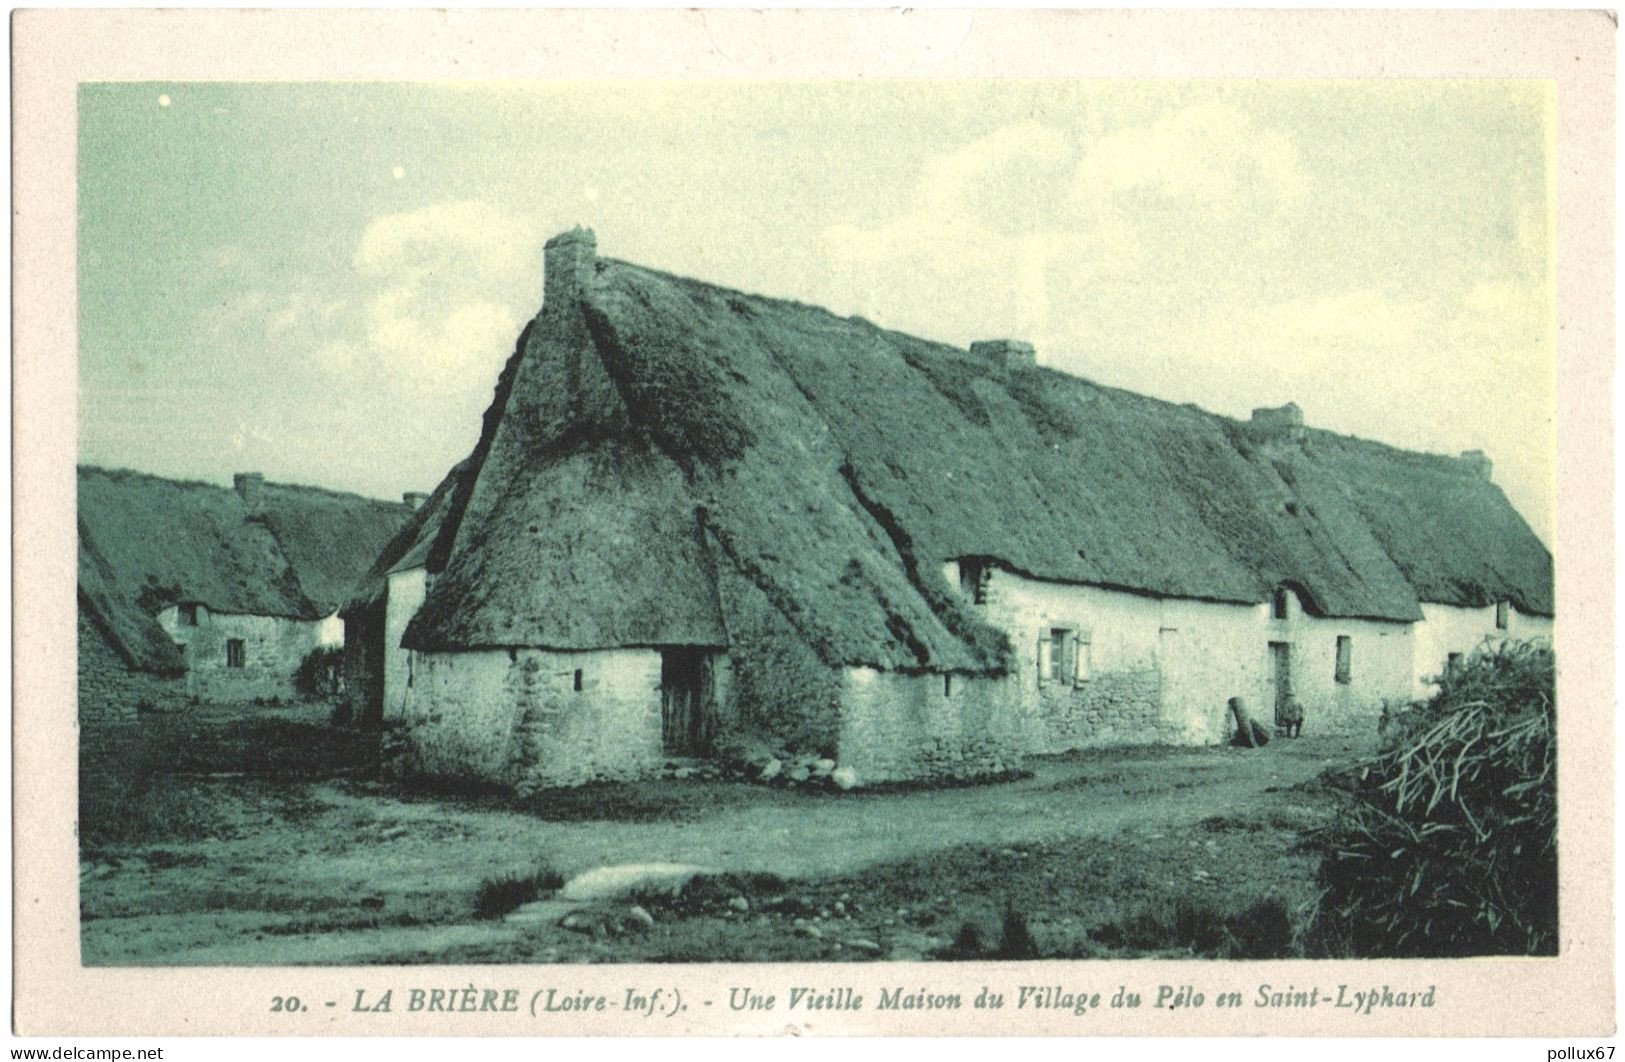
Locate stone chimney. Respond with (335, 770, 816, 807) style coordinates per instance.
(970, 339, 1037, 373)
(544, 226, 598, 311)
(1251, 402, 1303, 430)
(402, 491, 429, 512)
(233, 472, 264, 509)
(1459, 449, 1493, 480)
(1249, 403, 1306, 444)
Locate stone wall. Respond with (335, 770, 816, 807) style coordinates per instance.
(836, 668, 1025, 784)
(78, 610, 184, 724)
(1414, 602, 1555, 698)
(1271, 609, 1415, 735)
(943, 562, 1414, 748)
(156, 604, 340, 701)
(405, 647, 671, 789)
(381, 568, 429, 722)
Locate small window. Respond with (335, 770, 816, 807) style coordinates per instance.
(1272, 587, 1291, 620)
(1446, 652, 1463, 678)
(1334, 636, 1352, 684)
(1495, 601, 1509, 630)
(943, 674, 953, 697)
(1046, 628, 1077, 685)
(573, 669, 584, 692)
(178, 603, 199, 627)
(960, 560, 990, 605)
(225, 639, 245, 669)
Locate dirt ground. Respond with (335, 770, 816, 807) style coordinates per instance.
(79, 702, 1367, 965)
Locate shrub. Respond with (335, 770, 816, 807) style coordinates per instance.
(472, 867, 564, 921)
(997, 902, 1039, 959)
(295, 646, 344, 700)
(1310, 640, 1556, 957)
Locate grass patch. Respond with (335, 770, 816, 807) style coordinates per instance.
(1087, 896, 1296, 959)
(80, 708, 357, 854)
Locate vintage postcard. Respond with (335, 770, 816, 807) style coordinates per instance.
(12, 7, 1616, 1041)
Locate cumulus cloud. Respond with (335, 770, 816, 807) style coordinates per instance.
(354, 200, 540, 283)
(189, 199, 543, 401)
(340, 200, 541, 387)
(816, 104, 1310, 349)
(818, 119, 1131, 344)
(1072, 102, 1310, 211)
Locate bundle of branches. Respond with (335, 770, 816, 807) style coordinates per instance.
(1311, 640, 1556, 957)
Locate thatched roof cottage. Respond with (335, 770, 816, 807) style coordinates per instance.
(347, 227, 1553, 789)
(78, 466, 415, 718)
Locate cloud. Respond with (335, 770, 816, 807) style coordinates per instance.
(189, 200, 543, 400)
(817, 120, 1132, 344)
(1071, 102, 1310, 212)
(336, 200, 542, 389)
(353, 200, 540, 283)
(815, 105, 1309, 350)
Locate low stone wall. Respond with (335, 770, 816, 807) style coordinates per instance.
(1033, 666, 1168, 752)
(836, 668, 1026, 784)
(78, 611, 183, 724)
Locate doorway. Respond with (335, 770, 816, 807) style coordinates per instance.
(1269, 641, 1293, 726)
(661, 649, 716, 756)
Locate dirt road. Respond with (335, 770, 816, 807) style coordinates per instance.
(81, 722, 1362, 965)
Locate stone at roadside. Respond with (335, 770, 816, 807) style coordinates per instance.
(507, 899, 573, 930)
(624, 904, 655, 931)
(728, 895, 750, 914)
(789, 766, 811, 783)
(558, 910, 600, 935)
(812, 759, 836, 775)
(758, 758, 782, 782)
(795, 923, 823, 940)
(559, 863, 712, 902)
(847, 938, 882, 954)
(831, 767, 858, 790)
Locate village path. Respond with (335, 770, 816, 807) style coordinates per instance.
(82, 735, 1359, 964)
(326, 739, 1347, 883)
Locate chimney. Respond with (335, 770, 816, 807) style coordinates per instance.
(1251, 402, 1303, 430)
(402, 491, 429, 512)
(544, 226, 598, 311)
(1249, 402, 1305, 443)
(970, 339, 1037, 373)
(1459, 449, 1492, 480)
(233, 472, 264, 509)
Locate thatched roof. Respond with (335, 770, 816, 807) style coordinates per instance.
(78, 466, 414, 673)
(342, 459, 471, 617)
(398, 233, 1553, 673)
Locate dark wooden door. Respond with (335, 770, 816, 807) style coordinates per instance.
(661, 650, 715, 755)
(1270, 641, 1292, 725)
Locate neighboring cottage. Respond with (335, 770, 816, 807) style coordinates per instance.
(345, 227, 1554, 789)
(77, 466, 416, 719)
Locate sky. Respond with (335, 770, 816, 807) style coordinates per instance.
(79, 80, 1555, 543)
